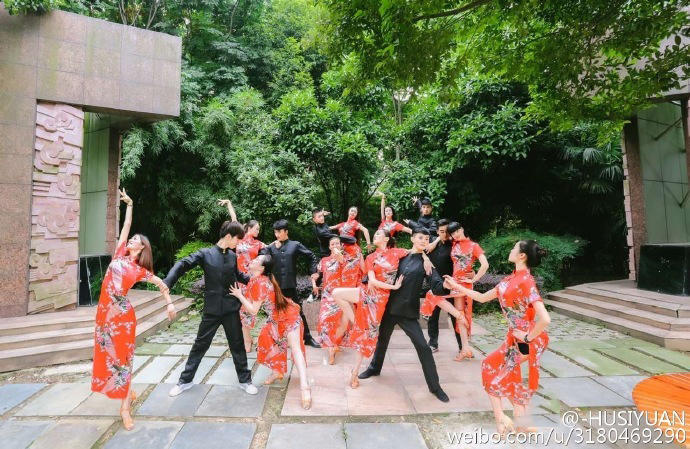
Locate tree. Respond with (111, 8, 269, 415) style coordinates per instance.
(321, 0, 690, 129)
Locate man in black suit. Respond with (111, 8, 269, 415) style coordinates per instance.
(312, 208, 355, 258)
(260, 219, 321, 347)
(164, 221, 257, 396)
(358, 228, 450, 402)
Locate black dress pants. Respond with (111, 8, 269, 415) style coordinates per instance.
(280, 287, 313, 343)
(179, 311, 251, 384)
(427, 297, 463, 351)
(367, 310, 442, 393)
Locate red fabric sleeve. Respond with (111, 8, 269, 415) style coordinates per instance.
(472, 242, 484, 259)
(114, 241, 127, 258)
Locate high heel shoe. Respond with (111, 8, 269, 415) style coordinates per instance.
(453, 349, 474, 362)
(264, 372, 284, 385)
(120, 406, 134, 431)
(300, 387, 312, 410)
(349, 369, 360, 389)
(496, 413, 514, 436)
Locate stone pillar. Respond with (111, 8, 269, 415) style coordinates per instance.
(28, 102, 83, 314)
(105, 129, 121, 254)
(682, 99, 690, 192)
(621, 117, 647, 280)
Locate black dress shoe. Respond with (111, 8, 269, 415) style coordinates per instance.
(305, 340, 321, 348)
(432, 389, 449, 402)
(358, 368, 380, 379)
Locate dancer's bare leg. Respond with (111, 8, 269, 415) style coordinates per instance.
(332, 288, 359, 323)
(242, 325, 252, 353)
(120, 384, 135, 430)
(489, 394, 514, 435)
(349, 352, 365, 388)
(287, 328, 311, 409)
(443, 295, 473, 359)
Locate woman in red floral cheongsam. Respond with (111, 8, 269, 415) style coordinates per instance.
(444, 240, 550, 434)
(230, 254, 312, 409)
(218, 199, 266, 353)
(378, 193, 412, 238)
(333, 229, 421, 389)
(442, 221, 489, 361)
(92, 189, 176, 431)
(330, 206, 371, 287)
(313, 236, 347, 364)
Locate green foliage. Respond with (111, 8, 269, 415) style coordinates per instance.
(5, 0, 61, 14)
(170, 241, 210, 301)
(479, 230, 587, 293)
(321, 0, 690, 129)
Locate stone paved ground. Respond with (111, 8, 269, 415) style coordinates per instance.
(1, 310, 688, 448)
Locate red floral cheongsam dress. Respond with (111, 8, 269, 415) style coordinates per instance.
(250, 275, 305, 375)
(92, 242, 153, 399)
(316, 255, 345, 347)
(449, 238, 484, 334)
(335, 219, 364, 287)
(236, 235, 266, 330)
(378, 219, 404, 237)
(345, 247, 408, 357)
(481, 269, 549, 405)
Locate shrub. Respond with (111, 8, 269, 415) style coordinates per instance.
(4, 0, 61, 15)
(478, 230, 586, 293)
(170, 241, 211, 307)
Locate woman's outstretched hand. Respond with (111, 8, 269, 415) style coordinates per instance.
(119, 188, 133, 206)
(392, 275, 404, 290)
(229, 282, 243, 299)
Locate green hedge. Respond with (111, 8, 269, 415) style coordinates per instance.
(171, 241, 211, 307)
(478, 230, 586, 293)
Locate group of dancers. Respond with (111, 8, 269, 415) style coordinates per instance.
(91, 189, 551, 434)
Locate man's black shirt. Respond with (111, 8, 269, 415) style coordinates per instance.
(387, 252, 448, 319)
(163, 245, 250, 316)
(427, 238, 452, 277)
(260, 239, 319, 289)
(407, 215, 437, 239)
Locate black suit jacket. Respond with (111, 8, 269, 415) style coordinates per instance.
(387, 252, 448, 319)
(163, 245, 249, 316)
(260, 239, 318, 289)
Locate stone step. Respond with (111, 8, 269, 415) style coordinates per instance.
(549, 292, 690, 331)
(563, 284, 685, 318)
(0, 298, 193, 372)
(0, 290, 168, 336)
(0, 295, 187, 351)
(544, 299, 690, 351)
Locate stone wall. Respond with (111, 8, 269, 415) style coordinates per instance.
(0, 4, 181, 317)
(621, 118, 647, 280)
(28, 102, 83, 313)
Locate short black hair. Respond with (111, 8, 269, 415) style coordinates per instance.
(273, 219, 289, 231)
(420, 197, 432, 206)
(219, 220, 245, 239)
(437, 218, 450, 227)
(312, 208, 323, 216)
(411, 227, 430, 236)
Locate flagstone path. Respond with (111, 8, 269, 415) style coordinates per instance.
(1, 309, 689, 448)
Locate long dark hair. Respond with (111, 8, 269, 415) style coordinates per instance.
(244, 220, 259, 235)
(259, 255, 288, 311)
(131, 234, 153, 272)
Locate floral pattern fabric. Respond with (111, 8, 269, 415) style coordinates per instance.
(236, 235, 266, 329)
(335, 219, 364, 287)
(378, 219, 404, 237)
(92, 242, 153, 399)
(481, 269, 549, 405)
(316, 255, 345, 347)
(450, 238, 484, 335)
(345, 247, 408, 357)
(249, 275, 305, 375)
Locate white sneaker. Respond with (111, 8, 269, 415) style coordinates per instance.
(169, 382, 193, 397)
(239, 382, 258, 395)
